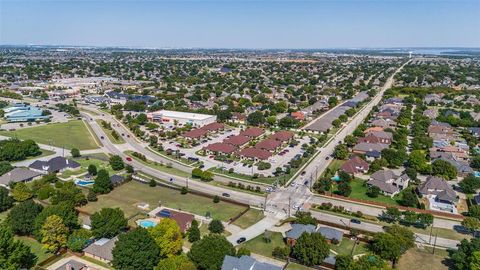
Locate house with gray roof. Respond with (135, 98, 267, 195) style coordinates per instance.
(54, 259, 88, 270)
(285, 223, 316, 246)
(83, 237, 118, 263)
(317, 227, 343, 243)
(0, 167, 42, 187)
(367, 169, 410, 197)
(221, 255, 283, 270)
(29, 156, 80, 174)
(352, 142, 388, 155)
(418, 176, 458, 213)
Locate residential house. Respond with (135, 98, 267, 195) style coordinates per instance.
(291, 111, 305, 121)
(365, 150, 382, 161)
(29, 156, 80, 174)
(240, 127, 265, 138)
(317, 227, 343, 243)
(371, 119, 396, 129)
(285, 223, 316, 246)
(0, 168, 42, 187)
(204, 143, 237, 155)
(231, 112, 246, 124)
(269, 131, 295, 142)
(221, 255, 282, 270)
(367, 169, 410, 197)
(352, 143, 388, 155)
(83, 237, 118, 263)
(418, 176, 458, 213)
(237, 148, 272, 161)
(155, 208, 195, 232)
(340, 156, 369, 175)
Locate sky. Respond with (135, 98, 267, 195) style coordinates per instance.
(0, 0, 479, 49)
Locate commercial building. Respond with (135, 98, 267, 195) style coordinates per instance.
(147, 110, 217, 128)
(3, 103, 50, 122)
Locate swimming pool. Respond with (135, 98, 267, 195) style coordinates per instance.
(75, 179, 94, 186)
(331, 175, 340, 181)
(139, 220, 158, 228)
(475, 171, 480, 177)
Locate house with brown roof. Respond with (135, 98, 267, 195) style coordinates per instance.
(182, 128, 208, 140)
(269, 131, 295, 142)
(83, 237, 118, 263)
(237, 148, 272, 161)
(358, 134, 392, 145)
(240, 127, 265, 138)
(340, 156, 369, 175)
(155, 208, 195, 232)
(204, 143, 237, 155)
(291, 111, 305, 121)
(254, 139, 282, 152)
(200, 122, 225, 132)
(352, 142, 388, 155)
(232, 112, 246, 124)
(371, 119, 396, 129)
(223, 135, 252, 147)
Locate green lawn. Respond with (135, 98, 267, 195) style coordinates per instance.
(239, 231, 286, 259)
(79, 180, 247, 221)
(286, 263, 314, 270)
(0, 120, 99, 150)
(322, 159, 345, 178)
(124, 150, 191, 178)
(95, 119, 125, 144)
(330, 238, 369, 256)
(334, 178, 400, 206)
(232, 208, 265, 229)
(60, 156, 116, 179)
(15, 236, 53, 264)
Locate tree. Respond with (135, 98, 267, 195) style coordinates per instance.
(294, 211, 317, 225)
(112, 227, 161, 270)
(247, 111, 265, 126)
(367, 185, 381, 198)
(236, 247, 251, 257)
(149, 218, 183, 258)
(448, 238, 480, 270)
(188, 234, 235, 270)
(344, 135, 357, 147)
(50, 181, 86, 206)
(187, 220, 201, 243)
(88, 164, 97, 176)
(381, 207, 402, 223)
(399, 189, 418, 208)
(371, 225, 414, 267)
(11, 182, 33, 202)
(328, 96, 338, 107)
(71, 148, 80, 158)
(0, 186, 14, 212)
(34, 202, 79, 239)
(272, 246, 290, 259)
(407, 150, 430, 173)
(7, 200, 43, 235)
(87, 189, 97, 202)
(462, 217, 480, 235)
(469, 205, 480, 219)
(337, 181, 352, 197)
(91, 208, 127, 238)
(208, 219, 224, 234)
(213, 195, 220, 203)
(155, 254, 197, 270)
(0, 161, 13, 175)
(470, 156, 480, 169)
(333, 144, 349, 160)
(41, 215, 68, 253)
(292, 232, 330, 266)
(381, 148, 407, 168)
(126, 164, 134, 173)
(332, 119, 342, 128)
(109, 155, 125, 171)
(431, 159, 457, 180)
(93, 169, 112, 194)
(335, 254, 353, 270)
(459, 174, 480, 194)
(67, 228, 91, 252)
(0, 225, 37, 269)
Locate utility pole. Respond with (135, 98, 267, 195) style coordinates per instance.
(429, 225, 433, 244)
(432, 231, 438, 255)
(186, 177, 189, 189)
(264, 195, 267, 211)
(288, 196, 291, 217)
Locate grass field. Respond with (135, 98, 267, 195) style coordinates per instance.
(333, 178, 400, 206)
(15, 236, 53, 264)
(124, 150, 191, 178)
(232, 208, 265, 229)
(286, 263, 314, 270)
(0, 120, 99, 150)
(397, 247, 449, 270)
(330, 238, 369, 256)
(239, 231, 286, 259)
(60, 156, 117, 179)
(95, 119, 125, 144)
(78, 180, 247, 221)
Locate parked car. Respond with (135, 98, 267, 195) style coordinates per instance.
(301, 171, 306, 175)
(222, 193, 230, 197)
(100, 136, 104, 139)
(236, 237, 246, 244)
(351, 219, 361, 224)
(325, 156, 330, 160)
(126, 157, 132, 162)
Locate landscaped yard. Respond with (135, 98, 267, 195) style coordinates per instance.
(232, 208, 265, 229)
(95, 119, 125, 144)
(397, 247, 449, 270)
(0, 120, 99, 150)
(78, 180, 247, 221)
(334, 178, 400, 206)
(239, 231, 286, 259)
(60, 156, 116, 179)
(125, 150, 191, 178)
(15, 236, 53, 264)
(285, 263, 314, 270)
(330, 238, 369, 256)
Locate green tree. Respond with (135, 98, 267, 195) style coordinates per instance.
(7, 200, 43, 235)
(50, 181, 86, 206)
(93, 169, 112, 194)
(149, 218, 183, 258)
(187, 220, 201, 243)
(294, 211, 317, 225)
(462, 217, 480, 236)
(292, 232, 330, 266)
(334, 254, 353, 270)
(0, 186, 14, 212)
(407, 150, 430, 173)
(91, 208, 127, 238)
(112, 227, 161, 270)
(381, 148, 407, 168)
(109, 155, 125, 171)
(328, 96, 338, 107)
(344, 135, 357, 147)
(399, 189, 418, 208)
(71, 148, 80, 158)
(0, 161, 13, 175)
(448, 238, 480, 270)
(337, 181, 352, 197)
(208, 219, 224, 234)
(333, 144, 349, 160)
(34, 202, 79, 239)
(188, 234, 235, 270)
(11, 182, 33, 202)
(459, 174, 480, 194)
(67, 228, 91, 252)
(371, 225, 415, 267)
(431, 159, 457, 180)
(236, 247, 251, 257)
(367, 185, 381, 198)
(0, 224, 37, 269)
(156, 254, 197, 270)
(41, 215, 68, 253)
(88, 164, 97, 176)
(247, 111, 265, 126)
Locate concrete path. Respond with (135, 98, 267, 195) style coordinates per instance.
(227, 215, 281, 245)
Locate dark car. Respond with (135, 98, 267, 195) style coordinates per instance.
(236, 237, 246, 244)
(351, 219, 361, 224)
(100, 136, 104, 139)
(325, 156, 330, 160)
(222, 193, 230, 197)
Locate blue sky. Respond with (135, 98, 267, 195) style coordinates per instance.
(0, 0, 479, 48)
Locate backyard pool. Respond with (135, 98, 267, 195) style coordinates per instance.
(75, 179, 94, 187)
(475, 171, 480, 177)
(331, 175, 340, 181)
(138, 219, 158, 228)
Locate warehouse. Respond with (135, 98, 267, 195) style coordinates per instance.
(147, 110, 216, 127)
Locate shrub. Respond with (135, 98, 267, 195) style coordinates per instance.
(213, 195, 220, 203)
